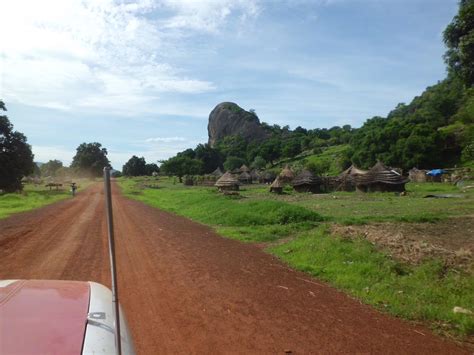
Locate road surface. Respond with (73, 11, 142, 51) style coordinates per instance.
(0, 183, 468, 354)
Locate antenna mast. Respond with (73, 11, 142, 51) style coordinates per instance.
(103, 167, 122, 355)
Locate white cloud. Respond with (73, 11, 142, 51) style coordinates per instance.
(0, 0, 258, 115)
(145, 137, 187, 143)
(159, 0, 260, 33)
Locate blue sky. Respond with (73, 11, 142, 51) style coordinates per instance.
(0, 0, 459, 169)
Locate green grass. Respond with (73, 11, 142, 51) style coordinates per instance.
(120, 178, 474, 227)
(237, 182, 474, 225)
(119, 178, 323, 242)
(0, 181, 92, 219)
(271, 226, 474, 336)
(118, 177, 474, 337)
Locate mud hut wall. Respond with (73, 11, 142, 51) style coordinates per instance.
(294, 184, 321, 194)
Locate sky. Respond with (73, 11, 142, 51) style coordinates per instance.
(0, 0, 460, 169)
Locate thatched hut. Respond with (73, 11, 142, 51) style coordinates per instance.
(355, 161, 408, 192)
(270, 176, 284, 194)
(260, 171, 276, 184)
(279, 165, 295, 184)
(239, 164, 250, 173)
(215, 172, 240, 192)
(250, 169, 260, 183)
(408, 168, 427, 182)
(336, 165, 368, 191)
(183, 175, 194, 186)
(238, 171, 252, 184)
(197, 175, 217, 186)
(292, 170, 322, 193)
(210, 167, 223, 178)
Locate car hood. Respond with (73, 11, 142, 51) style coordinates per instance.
(0, 279, 90, 355)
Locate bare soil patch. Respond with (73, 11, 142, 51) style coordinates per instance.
(331, 217, 474, 271)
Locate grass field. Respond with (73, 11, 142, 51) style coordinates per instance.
(0, 181, 92, 219)
(119, 177, 474, 337)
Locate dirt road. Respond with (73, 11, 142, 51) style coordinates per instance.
(0, 183, 468, 354)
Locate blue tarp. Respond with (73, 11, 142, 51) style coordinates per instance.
(426, 169, 445, 176)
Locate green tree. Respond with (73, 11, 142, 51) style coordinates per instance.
(215, 135, 248, 159)
(250, 156, 267, 170)
(71, 142, 110, 177)
(0, 101, 35, 192)
(223, 156, 246, 171)
(282, 139, 302, 158)
(40, 159, 63, 177)
(122, 156, 147, 176)
(306, 159, 331, 176)
(258, 138, 281, 164)
(160, 156, 203, 181)
(444, 0, 474, 86)
(145, 163, 159, 176)
(194, 143, 222, 173)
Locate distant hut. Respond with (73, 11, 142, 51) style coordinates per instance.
(250, 169, 261, 183)
(426, 169, 445, 183)
(270, 176, 284, 194)
(239, 164, 250, 173)
(292, 170, 322, 193)
(238, 171, 252, 184)
(408, 168, 427, 182)
(336, 165, 368, 191)
(279, 165, 295, 184)
(210, 167, 223, 178)
(183, 175, 194, 186)
(355, 161, 408, 192)
(215, 172, 240, 192)
(199, 175, 217, 186)
(260, 171, 276, 184)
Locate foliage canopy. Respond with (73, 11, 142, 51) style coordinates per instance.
(0, 101, 35, 192)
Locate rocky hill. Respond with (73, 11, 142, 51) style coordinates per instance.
(208, 102, 269, 147)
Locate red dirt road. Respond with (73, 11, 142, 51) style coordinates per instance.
(0, 183, 469, 354)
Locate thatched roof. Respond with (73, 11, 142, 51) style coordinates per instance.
(250, 169, 260, 180)
(279, 165, 295, 181)
(292, 170, 320, 186)
(210, 167, 223, 177)
(270, 176, 284, 188)
(215, 172, 240, 187)
(240, 164, 250, 173)
(238, 171, 252, 182)
(340, 165, 367, 177)
(261, 170, 276, 181)
(357, 161, 408, 185)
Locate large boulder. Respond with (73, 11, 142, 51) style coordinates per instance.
(208, 102, 269, 147)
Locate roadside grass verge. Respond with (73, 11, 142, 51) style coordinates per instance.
(118, 178, 323, 242)
(0, 181, 92, 219)
(271, 226, 474, 337)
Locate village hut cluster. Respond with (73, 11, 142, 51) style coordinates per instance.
(268, 161, 409, 195)
(408, 167, 472, 183)
(181, 158, 471, 196)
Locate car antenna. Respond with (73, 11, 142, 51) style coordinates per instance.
(103, 167, 122, 355)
